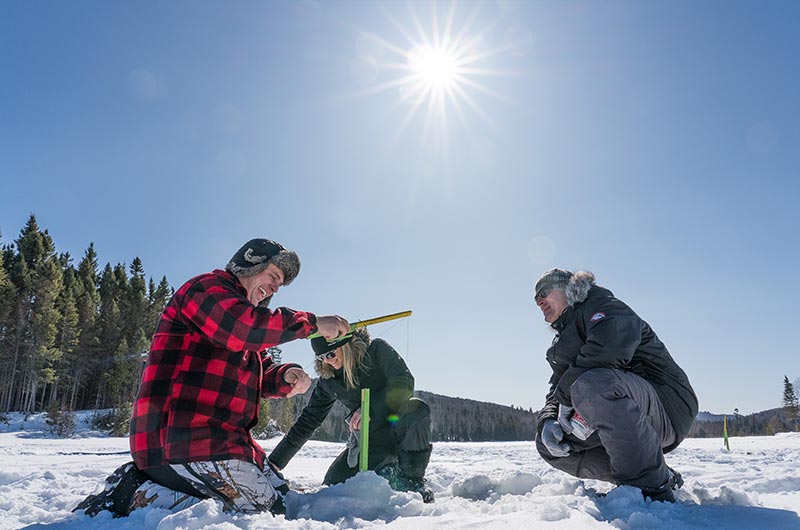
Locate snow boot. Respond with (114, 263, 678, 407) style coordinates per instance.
(395, 474, 435, 503)
(641, 466, 684, 503)
(393, 444, 435, 503)
(265, 460, 290, 515)
(73, 461, 148, 517)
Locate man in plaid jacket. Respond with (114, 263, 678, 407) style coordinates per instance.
(75, 238, 349, 517)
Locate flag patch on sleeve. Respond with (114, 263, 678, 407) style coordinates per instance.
(590, 312, 606, 322)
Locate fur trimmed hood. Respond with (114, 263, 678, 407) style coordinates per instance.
(566, 270, 596, 306)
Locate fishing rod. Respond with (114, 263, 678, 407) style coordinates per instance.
(307, 310, 412, 342)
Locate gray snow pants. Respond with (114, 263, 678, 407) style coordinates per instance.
(536, 368, 676, 491)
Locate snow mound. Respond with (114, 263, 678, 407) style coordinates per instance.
(450, 471, 542, 501)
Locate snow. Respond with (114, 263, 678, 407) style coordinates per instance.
(2, 413, 800, 530)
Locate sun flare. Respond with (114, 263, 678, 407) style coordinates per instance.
(351, 2, 519, 144)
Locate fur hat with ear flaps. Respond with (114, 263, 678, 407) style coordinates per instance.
(535, 268, 596, 307)
(225, 238, 300, 285)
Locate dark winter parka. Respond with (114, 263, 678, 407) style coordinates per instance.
(269, 338, 414, 469)
(130, 269, 317, 471)
(537, 271, 698, 452)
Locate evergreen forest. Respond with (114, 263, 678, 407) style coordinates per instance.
(0, 215, 170, 423)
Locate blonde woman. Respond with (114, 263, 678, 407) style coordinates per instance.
(269, 328, 433, 502)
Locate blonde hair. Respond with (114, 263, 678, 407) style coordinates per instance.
(315, 328, 371, 389)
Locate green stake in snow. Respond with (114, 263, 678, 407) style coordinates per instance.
(723, 414, 730, 451)
(360, 388, 371, 472)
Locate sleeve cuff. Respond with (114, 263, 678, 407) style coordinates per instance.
(270, 363, 303, 397)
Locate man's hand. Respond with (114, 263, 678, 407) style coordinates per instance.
(557, 405, 574, 435)
(348, 408, 362, 432)
(283, 367, 312, 397)
(540, 419, 571, 457)
(315, 315, 350, 340)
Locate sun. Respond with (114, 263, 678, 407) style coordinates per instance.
(350, 2, 516, 143)
(408, 45, 459, 90)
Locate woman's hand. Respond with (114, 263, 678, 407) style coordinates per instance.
(283, 367, 312, 397)
(348, 408, 362, 431)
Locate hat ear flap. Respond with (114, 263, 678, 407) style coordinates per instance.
(270, 250, 300, 285)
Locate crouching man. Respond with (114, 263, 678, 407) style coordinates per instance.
(533, 268, 698, 502)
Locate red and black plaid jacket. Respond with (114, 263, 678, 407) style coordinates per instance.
(129, 269, 317, 470)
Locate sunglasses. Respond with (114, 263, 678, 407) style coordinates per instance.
(315, 351, 337, 361)
(534, 286, 553, 301)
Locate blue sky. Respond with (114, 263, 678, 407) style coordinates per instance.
(1, 1, 798, 415)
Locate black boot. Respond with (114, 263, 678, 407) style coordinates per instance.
(641, 466, 684, 503)
(396, 445, 434, 503)
(73, 461, 148, 517)
(265, 460, 290, 515)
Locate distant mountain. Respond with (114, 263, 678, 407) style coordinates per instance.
(417, 390, 537, 442)
(262, 383, 798, 442)
(695, 411, 725, 422)
(261, 383, 539, 443)
(690, 407, 798, 437)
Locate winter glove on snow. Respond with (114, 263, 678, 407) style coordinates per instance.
(557, 405, 574, 435)
(541, 419, 571, 457)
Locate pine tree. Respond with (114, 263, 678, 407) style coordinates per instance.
(51, 258, 80, 409)
(95, 263, 123, 408)
(10, 217, 64, 412)
(145, 276, 171, 338)
(783, 376, 799, 429)
(72, 244, 101, 410)
(0, 230, 15, 331)
(104, 338, 141, 407)
(0, 232, 19, 412)
(124, 258, 149, 353)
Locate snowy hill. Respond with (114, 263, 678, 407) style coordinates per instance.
(696, 411, 726, 422)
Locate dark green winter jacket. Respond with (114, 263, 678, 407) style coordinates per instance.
(268, 338, 414, 469)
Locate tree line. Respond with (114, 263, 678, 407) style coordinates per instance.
(251, 380, 539, 443)
(0, 215, 171, 424)
(689, 375, 800, 438)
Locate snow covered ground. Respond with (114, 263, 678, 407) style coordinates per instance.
(2, 413, 799, 530)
